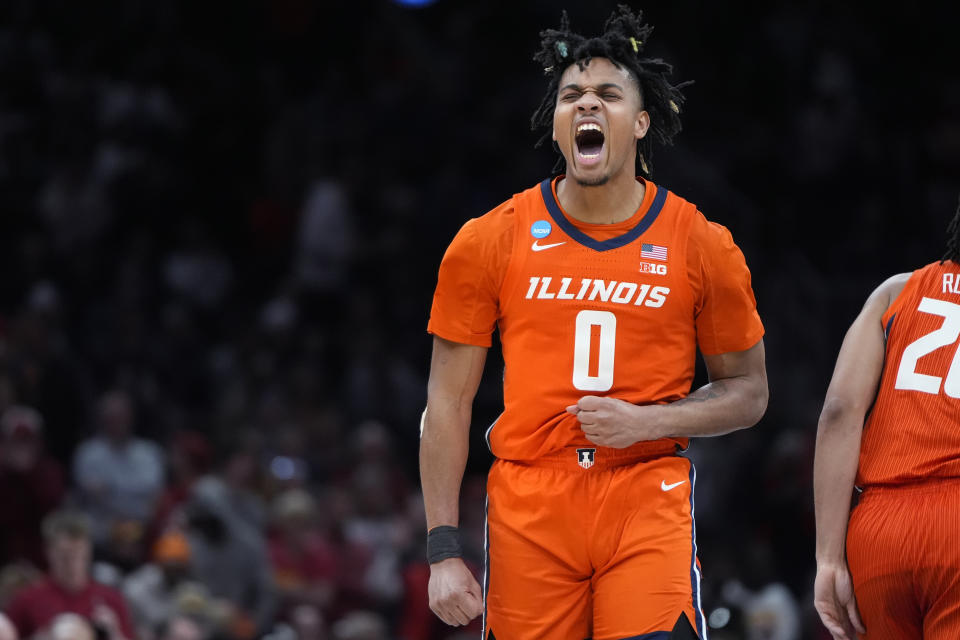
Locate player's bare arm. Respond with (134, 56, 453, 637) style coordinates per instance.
(812, 273, 908, 640)
(567, 338, 767, 447)
(420, 336, 486, 626)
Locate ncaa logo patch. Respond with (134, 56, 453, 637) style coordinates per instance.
(577, 448, 596, 469)
(530, 220, 552, 239)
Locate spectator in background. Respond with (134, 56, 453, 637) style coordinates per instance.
(156, 614, 209, 640)
(342, 463, 407, 611)
(184, 476, 275, 639)
(47, 612, 96, 640)
(162, 221, 234, 311)
(122, 530, 195, 640)
(37, 159, 113, 256)
(0, 373, 16, 421)
(4, 510, 135, 640)
(6, 282, 90, 465)
(287, 604, 327, 640)
(294, 177, 354, 311)
(148, 431, 213, 549)
(0, 564, 42, 611)
(312, 486, 377, 619)
(214, 441, 267, 533)
(720, 539, 801, 640)
(263, 425, 310, 496)
(339, 424, 414, 613)
(349, 421, 410, 506)
(0, 613, 16, 640)
(73, 389, 165, 567)
(0, 405, 65, 568)
(267, 489, 336, 620)
(330, 611, 387, 640)
(397, 490, 482, 640)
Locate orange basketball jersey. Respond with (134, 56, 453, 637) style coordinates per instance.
(857, 261, 960, 487)
(429, 177, 764, 461)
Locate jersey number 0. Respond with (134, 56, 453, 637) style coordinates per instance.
(573, 310, 616, 391)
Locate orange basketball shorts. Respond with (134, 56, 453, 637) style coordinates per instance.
(846, 478, 960, 639)
(482, 447, 705, 640)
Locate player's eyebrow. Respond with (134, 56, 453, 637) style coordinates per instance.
(559, 82, 625, 93)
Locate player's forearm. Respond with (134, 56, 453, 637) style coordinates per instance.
(419, 400, 472, 530)
(813, 399, 864, 565)
(652, 373, 768, 438)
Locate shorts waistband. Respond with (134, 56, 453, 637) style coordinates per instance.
(508, 443, 678, 471)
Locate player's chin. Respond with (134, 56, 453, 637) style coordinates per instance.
(569, 164, 610, 187)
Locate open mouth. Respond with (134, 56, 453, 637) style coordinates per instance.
(575, 123, 605, 164)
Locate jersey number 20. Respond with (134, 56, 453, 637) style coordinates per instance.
(573, 310, 616, 391)
(895, 297, 960, 398)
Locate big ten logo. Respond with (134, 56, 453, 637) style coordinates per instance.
(639, 262, 667, 275)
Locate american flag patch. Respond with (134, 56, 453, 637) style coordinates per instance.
(641, 243, 668, 261)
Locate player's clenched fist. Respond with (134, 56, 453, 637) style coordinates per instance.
(428, 557, 484, 627)
(567, 395, 665, 448)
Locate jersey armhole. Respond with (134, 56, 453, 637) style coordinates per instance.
(880, 271, 919, 330)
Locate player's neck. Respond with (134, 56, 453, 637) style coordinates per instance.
(555, 170, 645, 225)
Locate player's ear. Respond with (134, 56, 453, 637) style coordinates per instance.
(635, 110, 650, 141)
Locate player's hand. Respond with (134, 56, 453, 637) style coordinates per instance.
(814, 562, 865, 640)
(567, 396, 659, 448)
(428, 557, 483, 627)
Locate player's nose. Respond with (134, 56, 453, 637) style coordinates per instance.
(576, 92, 601, 111)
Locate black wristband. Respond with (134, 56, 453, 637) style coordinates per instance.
(427, 525, 463, 564)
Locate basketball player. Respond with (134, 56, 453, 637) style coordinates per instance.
(421, 7, 768, 639)
(814, 204, 960, 640)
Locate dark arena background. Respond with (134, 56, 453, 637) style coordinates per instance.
(0, 1, 958, 639)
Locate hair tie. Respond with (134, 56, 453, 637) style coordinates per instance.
(629, 37, 640, 53)
(556, 41, 569, 59)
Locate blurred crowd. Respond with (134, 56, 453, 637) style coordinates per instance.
(0, 401, 483, 640)
(0, 0, 958, 639)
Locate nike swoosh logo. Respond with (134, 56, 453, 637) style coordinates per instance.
(531, 240, 565, 252)
(661, 480, 687, 492)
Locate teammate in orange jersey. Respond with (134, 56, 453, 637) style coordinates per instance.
(814, 204, 960, 640)
(420, 7, 768, 640)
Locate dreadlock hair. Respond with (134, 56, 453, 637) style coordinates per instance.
(530, 5, 689, 177)
(942, 198, 960, 264)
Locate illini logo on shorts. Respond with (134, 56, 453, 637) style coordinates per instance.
(577, 448, 596, 469)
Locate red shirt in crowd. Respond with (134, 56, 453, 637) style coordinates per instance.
(268, 531, 338, 588)
(5, 578, 136, 639)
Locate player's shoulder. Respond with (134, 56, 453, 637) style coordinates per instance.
(684, 204, 740, 258)
(470, 196, 516, 232)
(453, 179, 557, 248)
(443, 195, 520, 269)
(876, 261, 954, 306)
(653, 186, 727, 238)
(460, 182, 547, 244)
(880, 271, 913, 291)
(862, 272, 912, 318)
(451, 197, 515, 254)
(658, 184, 696, 211)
